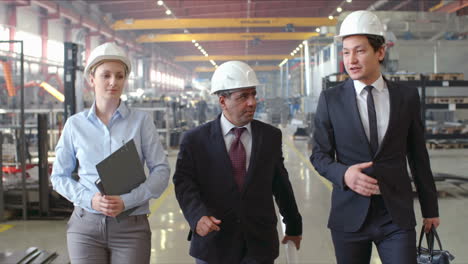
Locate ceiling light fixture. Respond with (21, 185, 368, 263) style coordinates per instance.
(157, 0, 164, 6)
(278, 58, 288, 67)
(166, 9, 172, 15)
(337, 7, 343, 12)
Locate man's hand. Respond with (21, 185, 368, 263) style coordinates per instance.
(196, 216, 221, 237)
(344, 162, 380, 196)
(423, 217, 440, 233)
(282, 235, 302, 250)
(91, 193, 125, 217)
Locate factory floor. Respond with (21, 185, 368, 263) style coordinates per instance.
(1, 126, 467, 264)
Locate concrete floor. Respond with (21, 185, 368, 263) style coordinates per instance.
(1, 128, 467, 264)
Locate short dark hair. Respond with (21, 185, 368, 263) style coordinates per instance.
(216, 90, 233, 98)
(215, 87, 255, 98)
(365, 34, 385, 52)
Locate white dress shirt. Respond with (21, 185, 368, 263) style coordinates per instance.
(220, 113, 252, 171)
(354, 75, 390, 145)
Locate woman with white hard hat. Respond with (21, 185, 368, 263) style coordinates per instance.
(51, 42, 170, 263)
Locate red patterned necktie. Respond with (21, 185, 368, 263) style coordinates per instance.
(229, 127, 246, 191)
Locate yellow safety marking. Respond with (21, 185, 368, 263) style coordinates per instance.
(175, 54, 296, 62)
(283, 137, 333, 191)
(137, 32, 320, 43)
(114, 17, 337, 30)
(149, 183, 174, 216)
(0, 224, 14, 233)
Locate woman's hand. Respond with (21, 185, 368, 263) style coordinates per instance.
(92, 193, 125, 217)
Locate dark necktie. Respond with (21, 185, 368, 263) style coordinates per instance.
(229, 127, 246, 191)
(364, 85, 379, 156)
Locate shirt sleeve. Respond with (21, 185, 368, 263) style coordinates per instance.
(50, 118, 95, 210)
(120, 112, 170, 210)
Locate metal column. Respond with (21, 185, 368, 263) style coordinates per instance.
(19, 41, 27, 220)
(0, 40, 27, 220)
(304, 40, 311, 96)
(37, 114, 49, 216)
(0, 133, 4, 221)
(64, 42, 78, 122)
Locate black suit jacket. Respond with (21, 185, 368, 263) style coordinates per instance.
(310, 78, 439, 232)
(173, 116, 302, 262)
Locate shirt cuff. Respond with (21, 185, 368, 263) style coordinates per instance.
(120, 193, 135, 210)
(81, 191, 95, 211)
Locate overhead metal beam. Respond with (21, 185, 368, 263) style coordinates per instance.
(176, 55, 295, 62)
(429, 0, 446, 12)
(195, 65, 279, 72)
(435, 0, 468, 13)
(113, 17, 337, 30)
(138, 32, 320, 43)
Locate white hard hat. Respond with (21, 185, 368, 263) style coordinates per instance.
(335, 10, 385, 42)
(84, 42, 132, 83)
(211, 61, 260, 94)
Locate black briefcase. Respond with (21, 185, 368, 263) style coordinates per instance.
(417, 225, 454, 264)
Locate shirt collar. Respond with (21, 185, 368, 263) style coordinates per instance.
(220, 112, 252, 136)
(353, 75, 386, 95)
(86, 100, 129, 120)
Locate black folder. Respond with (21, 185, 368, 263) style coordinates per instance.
(95, 139, 146, 220)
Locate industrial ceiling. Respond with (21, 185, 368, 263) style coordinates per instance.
(77, 0, 467, 72)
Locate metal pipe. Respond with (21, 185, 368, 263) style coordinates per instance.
(20, 40, 28, 220)
(304, 40, 311, 96)
(0, 132, 4, 222)
(280, 65, 284, 98)
(300, 47, 304, 96)
(367, 0, 389, 10)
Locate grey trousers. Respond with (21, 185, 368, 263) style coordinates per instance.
(67, 207, 151, 264)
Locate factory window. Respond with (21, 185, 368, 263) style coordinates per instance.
(156, 71, 162, 83)
(15, 31, 42, 58)
(47, 39, 64, 63)
(0, 25, 9, 51)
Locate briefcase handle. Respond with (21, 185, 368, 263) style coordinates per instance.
(417, 225, 444, 257)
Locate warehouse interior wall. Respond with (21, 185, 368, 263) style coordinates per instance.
(396, 40, 468, 77)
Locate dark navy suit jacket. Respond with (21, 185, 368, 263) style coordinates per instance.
(173, 116, 302, 262)
(311, 78, 439, 232)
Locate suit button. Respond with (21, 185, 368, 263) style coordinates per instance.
(236, 219, 241, 224)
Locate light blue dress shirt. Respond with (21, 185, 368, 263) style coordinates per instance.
(51, 102, 170, 215)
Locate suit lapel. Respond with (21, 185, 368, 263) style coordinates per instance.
(375, 79, 401, 157)
(242, 120, 262, 196)
(343, 79, 372, 153)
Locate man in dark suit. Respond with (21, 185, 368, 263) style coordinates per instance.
(310, 10, 440, 264)
(173, 61, 302, 264)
